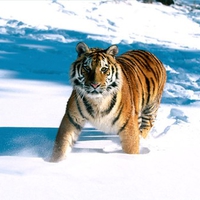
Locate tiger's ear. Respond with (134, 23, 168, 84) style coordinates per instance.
(106, 45, 118, 57)
(76, 42, 89, 57)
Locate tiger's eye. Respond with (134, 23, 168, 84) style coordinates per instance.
(101, 67, 108, 73)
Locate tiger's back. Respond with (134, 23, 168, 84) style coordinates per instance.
(50, 42, 166, 162)
(117, 50, 166, 138)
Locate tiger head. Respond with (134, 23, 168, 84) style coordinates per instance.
(70, 42, 121, 98)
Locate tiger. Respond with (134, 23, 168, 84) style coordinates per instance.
(50, 42, 166, 162)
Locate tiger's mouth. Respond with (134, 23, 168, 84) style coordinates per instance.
(85, 85, 104, 95)
(74, 80, 119, 98)
(91, 90, 100, 94)
(75, 83, 107, 98)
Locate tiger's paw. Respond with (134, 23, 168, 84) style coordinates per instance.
(49, 153, 67, 163)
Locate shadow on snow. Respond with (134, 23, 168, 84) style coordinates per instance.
(0, 24, 200, 105)
(0, 127, 120, 159)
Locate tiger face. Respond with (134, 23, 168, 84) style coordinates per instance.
(70, 42, 121, 98)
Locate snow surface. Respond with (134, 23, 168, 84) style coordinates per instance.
(0, 0, 200, 200)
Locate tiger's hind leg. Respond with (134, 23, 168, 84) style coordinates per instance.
(139, 102, 160, 138)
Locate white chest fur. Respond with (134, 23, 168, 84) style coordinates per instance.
(81, 94, 121, 134)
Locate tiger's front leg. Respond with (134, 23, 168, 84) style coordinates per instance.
(50, 113, 84, 162)
(50, 94, 85, 162)
(119, 115, 140, 154)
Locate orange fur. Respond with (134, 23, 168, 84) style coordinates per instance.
(50, 42, 166, 162)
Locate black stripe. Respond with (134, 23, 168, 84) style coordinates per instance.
(127, 51, 159, 83)
(75, 95, 88, 120)
(137, 51, 161, 80)
(71, 61, 81, 78)
(145, 77, 151, 104)
(150, 53, 163, 77)
(112, 104, 123, 125)
(117, 56, 136, 68)
(132, 51, 151, 71)
(107, 81, 118, 92)
(150, 77, 155, 94)
(82, 97, 95, 118)
(118, 54, 151, 107)
(117, 117, 129, 135)
(101, 94, 117, 117)
(74, 79, 82, 86)
(116, 68, 119, 80)
(71, 61, 78, 78)
(67, 112, 82, 131)
(141, 115, 150, 120)
(130, 60, 150, 106)
(71, 68, 76, 78)
(140, 124, 150, 130)
(110, 66, 115, 81)
(77, 63, 83, 77)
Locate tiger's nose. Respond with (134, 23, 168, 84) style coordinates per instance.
(90, 82, 100, 89)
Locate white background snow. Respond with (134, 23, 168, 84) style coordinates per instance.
(0, 0, 200, 199)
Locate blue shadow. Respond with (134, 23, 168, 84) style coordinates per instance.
(1, 22, 200, 105)
(0, 127, 117, 158)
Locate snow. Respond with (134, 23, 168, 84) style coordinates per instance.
(0, 0, 200, 199)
